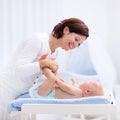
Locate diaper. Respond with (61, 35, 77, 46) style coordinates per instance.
(29, 83, 55, 99)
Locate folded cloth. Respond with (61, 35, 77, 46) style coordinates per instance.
(8, 92, 113, 113)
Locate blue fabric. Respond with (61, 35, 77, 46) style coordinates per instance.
(8, 93, 112, 112)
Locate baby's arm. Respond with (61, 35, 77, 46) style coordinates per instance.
(56, 78, 82, 97)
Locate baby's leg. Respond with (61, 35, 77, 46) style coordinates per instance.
(37, 79, 54, 96)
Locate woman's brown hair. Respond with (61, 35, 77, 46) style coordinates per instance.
(52, 18, 89, 39)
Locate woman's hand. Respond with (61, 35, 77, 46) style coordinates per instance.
(39, 53, 58, 74)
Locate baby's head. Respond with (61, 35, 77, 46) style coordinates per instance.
(79, 81, 104, 97)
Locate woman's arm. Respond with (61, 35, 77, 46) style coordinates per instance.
(10, 34, 58, 79)
(9, 35, 44, 78)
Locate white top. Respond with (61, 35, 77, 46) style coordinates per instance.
(0, 33, 51, 98)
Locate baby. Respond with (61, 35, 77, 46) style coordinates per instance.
(29, 72, 104, 99)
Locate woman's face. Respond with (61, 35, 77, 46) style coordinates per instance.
(60, 27, 86, 51)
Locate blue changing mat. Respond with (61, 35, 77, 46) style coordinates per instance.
(8, 92, 113, 112)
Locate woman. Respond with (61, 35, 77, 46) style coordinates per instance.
(0, 18, 89, 120)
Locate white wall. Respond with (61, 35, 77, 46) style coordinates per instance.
(61, 0, 108, 44)
(107, 0, 120, 83)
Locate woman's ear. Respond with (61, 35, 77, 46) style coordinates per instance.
(63, 26, 70, 34)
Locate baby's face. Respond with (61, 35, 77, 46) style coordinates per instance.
(79, 81, 104, 97)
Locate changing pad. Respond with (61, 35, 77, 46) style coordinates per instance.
(8, 92, 113, 112)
